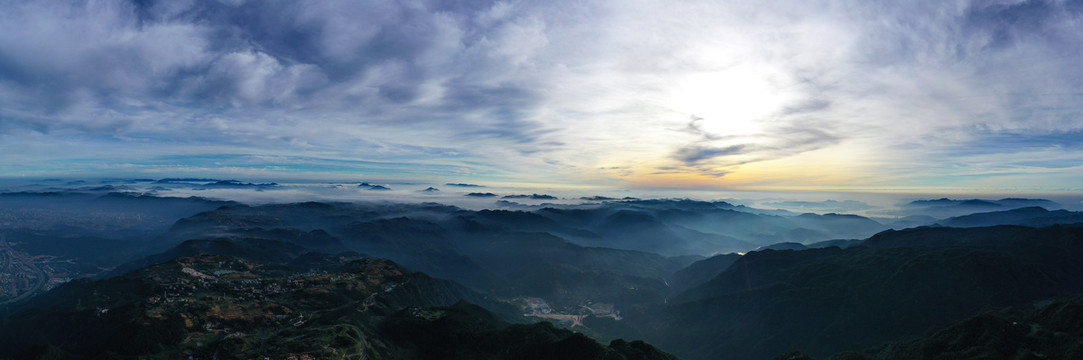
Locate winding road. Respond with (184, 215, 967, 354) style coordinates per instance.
(0, 233, 48, 306)
(337, 324, 367, 360)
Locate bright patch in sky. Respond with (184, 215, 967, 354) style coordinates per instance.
(667, 65, 787, 136)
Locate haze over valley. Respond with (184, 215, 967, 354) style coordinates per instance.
(1, 180, 1083, 359)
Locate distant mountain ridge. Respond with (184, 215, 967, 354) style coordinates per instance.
(612, 225, 1083, 360)
(895, 197, 1062, 218)
(940, 206, 1083, 228)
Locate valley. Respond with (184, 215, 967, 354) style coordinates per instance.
(0, 234, 48, 305)
(2, 189, 1083, 359)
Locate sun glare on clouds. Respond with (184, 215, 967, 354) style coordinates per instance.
(664, 64, 791, 138)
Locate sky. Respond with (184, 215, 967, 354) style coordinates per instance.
(2, 0, 1083, 195)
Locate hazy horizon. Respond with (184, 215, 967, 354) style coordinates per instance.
(4, 176, 1083, 217)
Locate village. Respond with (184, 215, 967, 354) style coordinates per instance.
(0, 233, 50, 305)
(142, 261, 358, 326)
(0, 230, 114, 305)
(133, 256, 379, 359)
(519, 296, 622, 329)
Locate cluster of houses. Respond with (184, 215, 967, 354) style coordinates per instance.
(521, 297, 553, 315)
(520, 297, 621, 320)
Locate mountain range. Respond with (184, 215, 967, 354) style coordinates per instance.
(4, 191, 1083, 359)
(612, 225, 1083, 360)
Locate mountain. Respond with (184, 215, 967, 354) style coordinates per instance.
(8, 192, 1083, 360)
(380, 301, 679, 360)
(152, 199, 897, 309)
(585, 208, 753, 255)
(875, 215, 939, 229)
(21, 195, 887, 262)
(827, 296, 1083, 360)
(757, 241, 809, 251)
(196, 180, 279, 190)
(0, 254, 491, 358)
(358, 182, 391, 190)
(805, 239, 863, 249)
(861, 225, 1036, 248)
(537, 200, 887, 253)
(0, 191, 236, 235)
(627, 201, 886, 248)
(995, 198, 1062, 209)
(0, 254, 676, 360)
(0, 191, 238, 284)
(756, 238, 876, 252)
(612, 225, 1083, 360)
(108, 235, 351, 277)
(895, 198, 1062, 218)
(940, 206, 1083, 228)
(667, 253, 742, 293)
(158, 202, 703, 309)
(155, 178, 223, 183)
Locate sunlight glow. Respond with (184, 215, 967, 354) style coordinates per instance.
(664, 64, 790, 137)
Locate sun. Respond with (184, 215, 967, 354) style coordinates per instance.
(664, 63, 791, 138)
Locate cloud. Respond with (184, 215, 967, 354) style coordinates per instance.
(762, 200, 878, 213)
(0, 1, 543, 135)
(2, 0, 1083, 192)
(0, 0, 576, 181)
(445, 183, 484, 187)
(669, 116, 839, 172)
(962, 0, 1080, 49)
(673, 144, 748, 165)
(501, 193, 557, 200)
